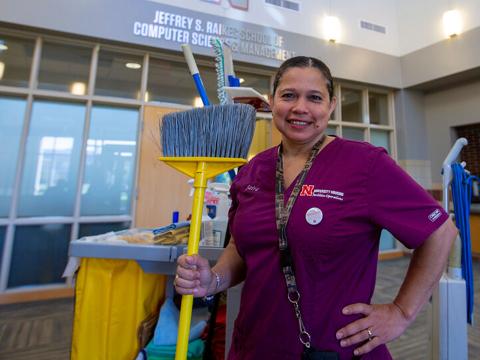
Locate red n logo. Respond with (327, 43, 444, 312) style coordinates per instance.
(300, 185, 314, 196)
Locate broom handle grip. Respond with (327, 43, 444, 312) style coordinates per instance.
(176, 163, 208, 360)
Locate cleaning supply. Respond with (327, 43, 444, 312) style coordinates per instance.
(181, 44, 210, 106)
(451, 162, 478, 324)
(224, 86, 271, 112)
(209, 182, 231, 247)
(222, 42, 240, 87)
(159, 103, 256, 360)
(210, 37, 229, 105)
(153, 297, 206, 346)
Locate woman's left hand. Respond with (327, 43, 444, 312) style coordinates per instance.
(335, 303, 411, 356)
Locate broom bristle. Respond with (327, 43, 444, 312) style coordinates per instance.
(160, 104, 256, 158)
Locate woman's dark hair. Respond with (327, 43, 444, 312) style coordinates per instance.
(272, 56, 334, 100)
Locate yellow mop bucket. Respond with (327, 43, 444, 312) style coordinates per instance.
(71, 258, 166, 360)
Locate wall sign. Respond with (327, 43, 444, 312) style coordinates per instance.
(133, 6, 295, 61)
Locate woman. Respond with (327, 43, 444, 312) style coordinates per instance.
(174, 56, 457, 359)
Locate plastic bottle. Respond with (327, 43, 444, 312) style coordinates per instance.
(209, 182, 231, 247)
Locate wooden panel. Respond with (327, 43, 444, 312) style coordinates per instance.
(135, 106, 193, 228)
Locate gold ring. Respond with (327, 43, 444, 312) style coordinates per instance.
(174, 274, 179, 286)
(367, 328, 373, 341)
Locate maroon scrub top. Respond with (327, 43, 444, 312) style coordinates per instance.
(227, 137, 448, 359)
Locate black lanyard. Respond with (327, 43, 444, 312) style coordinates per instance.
(274, 135, 325, 349)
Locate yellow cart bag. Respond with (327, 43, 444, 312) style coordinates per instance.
(71, 258, 166, 360)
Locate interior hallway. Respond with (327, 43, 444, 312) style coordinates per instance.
(0, 257, 478, 359)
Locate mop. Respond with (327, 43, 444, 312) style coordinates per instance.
(451, 162, 478, 324)
(159, 44, 256, 360)
(431, 137, 469, 359)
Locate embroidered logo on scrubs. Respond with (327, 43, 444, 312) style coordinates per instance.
(306, 207, 323, 225)
(246, 185, 259, 192)
(299, 185, 344, 201)
(428, 209, 441, 222)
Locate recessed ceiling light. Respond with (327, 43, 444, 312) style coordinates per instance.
(125, 62, 141, 69)
(193, 96, 204, 108)
(0, 43, 8, 51)
(70, 82, 86, 95)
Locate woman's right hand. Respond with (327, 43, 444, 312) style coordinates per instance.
(174, 254, 213, 297)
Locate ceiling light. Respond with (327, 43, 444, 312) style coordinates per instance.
(0, 62, 4, 80)
(125, 62, 142, 69)
(0, 41, 8, 51)
(70, 82, 86, 95)
(443, 9, 462, 38)
(323, 15, 341, 43)
(193, 96, 204, 108)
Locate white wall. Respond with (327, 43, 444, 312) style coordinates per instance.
(396, 0, 480, 55)
(151, 0, 480, 56)
(151, 0, 400, 55)
(424, 79, 480, 187)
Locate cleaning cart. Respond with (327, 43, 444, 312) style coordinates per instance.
(67, 233, 223, 360)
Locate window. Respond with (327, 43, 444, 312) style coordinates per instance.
(0, 226, 5, 271)
(17, 100, 85, 217)
(38, 41, 91, 94)
(371, 129, 391, 153)
(8, 224, 71, 287)
(0, 35, 34, 88)
(369, 92, 389, 125)
(81, 106, 138, 215)
(0, 96, 26, 217)
(147, 57, 196, 105)
(95, 49, 143, 99)
(78, 221, 131, 238)
(341, 87, 363, 123)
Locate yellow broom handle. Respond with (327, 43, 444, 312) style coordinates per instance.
(176, 162, 208, 360)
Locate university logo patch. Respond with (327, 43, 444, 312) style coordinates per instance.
(299, 185, 344, 201)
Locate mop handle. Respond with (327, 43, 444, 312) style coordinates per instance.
(441, 137, 468, 278)
(175, 162, 208, 360)
(442, 137, 468, 211)
(181, 44, 210, 106)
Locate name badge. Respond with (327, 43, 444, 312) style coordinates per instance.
(306, 207, 323, 225)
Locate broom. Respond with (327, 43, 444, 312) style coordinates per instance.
(160, 103, 256, 360)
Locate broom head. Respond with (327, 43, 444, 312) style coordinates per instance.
(160, 104, 256, 159)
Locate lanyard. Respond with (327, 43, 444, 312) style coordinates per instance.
(275, 135, 325, 349)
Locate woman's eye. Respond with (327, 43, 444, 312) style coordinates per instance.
(281, 93, 295, 99)
(309, 95, 322, 102)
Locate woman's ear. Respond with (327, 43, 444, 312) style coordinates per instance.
(329, 96, 337, 117)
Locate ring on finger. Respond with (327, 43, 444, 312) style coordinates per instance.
(367, 328, 374, 341)
(174, 274, 179, 286)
